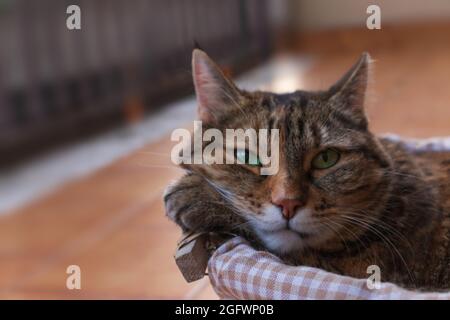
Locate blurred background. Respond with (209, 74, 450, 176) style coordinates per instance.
(0, 0, 449, 299)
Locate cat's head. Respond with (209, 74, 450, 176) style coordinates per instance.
(185, 49, 393, 255)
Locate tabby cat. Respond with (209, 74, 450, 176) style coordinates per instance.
(165, 49, 450, 290)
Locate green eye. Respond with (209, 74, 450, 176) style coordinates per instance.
(235, 149, 262, 166)
(312, 149, 340, 169)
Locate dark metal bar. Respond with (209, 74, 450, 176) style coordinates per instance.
(0, 0, 272, 164)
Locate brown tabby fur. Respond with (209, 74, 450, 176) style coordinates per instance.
(165, 50, 450, 291)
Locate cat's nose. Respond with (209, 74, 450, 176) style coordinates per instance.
(272, 198, 304, 220)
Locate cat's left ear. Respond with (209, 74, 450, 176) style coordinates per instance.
(192, 49, 242, 124)
(327, 53, 371, 127)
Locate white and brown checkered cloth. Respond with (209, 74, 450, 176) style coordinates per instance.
(208, 136, 450, 300)
(208, 237, 450, 300)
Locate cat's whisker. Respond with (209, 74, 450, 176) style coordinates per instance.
(230, 221, 253, 232)
(337, 215, 400, 272)
(131, 163, 178, 169)
(138, 151, 171, 157)
(382, 169, 423, 180)
(321, 217, 353, 255)
(338, 214, 416, 284)
(347, 207, 427, 261)
(338, 209, 412, 259)
(342, 208, 415, 252)
(340, 210, 412, 251)
(327, 216, 378, 268)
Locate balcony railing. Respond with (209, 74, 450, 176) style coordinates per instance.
(0, 0, 271, 165)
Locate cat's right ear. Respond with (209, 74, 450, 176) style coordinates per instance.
(192, 49, 241, 123)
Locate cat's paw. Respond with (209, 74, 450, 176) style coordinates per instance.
(163, 174, 236, 233)
(163, 176, 206, 231)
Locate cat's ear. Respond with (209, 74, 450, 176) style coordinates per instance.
(192, 49, 241, 123)
(327, 53, 371, 127)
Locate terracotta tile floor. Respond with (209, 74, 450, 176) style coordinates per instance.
(1, 23, 450, 299)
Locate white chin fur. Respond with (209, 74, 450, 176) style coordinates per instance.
(250, 204, 318, 254)
(255, 229, 304, 254)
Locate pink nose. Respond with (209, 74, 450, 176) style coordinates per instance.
(272, 198, 304, 220)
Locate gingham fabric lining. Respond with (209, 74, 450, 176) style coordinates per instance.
(208, 136, 450, 300)
(208, 237, 450, 300)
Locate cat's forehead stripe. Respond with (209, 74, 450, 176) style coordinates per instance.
(270, 91, 310, 106)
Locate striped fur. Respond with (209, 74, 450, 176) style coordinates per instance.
(165, 50, 450, 290)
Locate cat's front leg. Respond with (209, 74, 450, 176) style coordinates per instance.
(164, 173, 240, 233)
